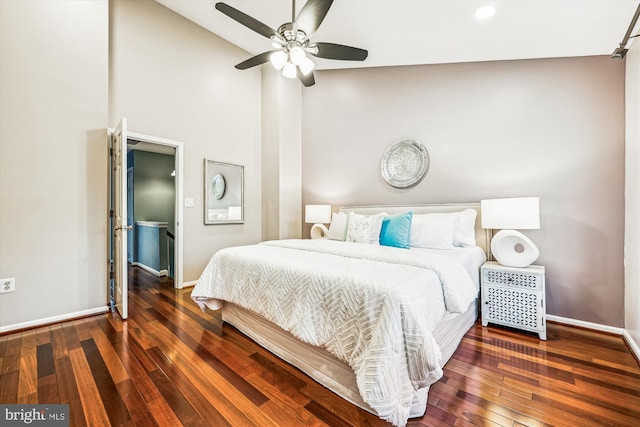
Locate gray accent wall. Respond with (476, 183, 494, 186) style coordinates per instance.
(302, 56, 626, 327)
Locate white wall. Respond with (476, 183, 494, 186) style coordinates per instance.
(302, 56, 626, 327)
(109, 0, 263, 281)
(625, 39, 640, 353)
(0, 1, 109, 328)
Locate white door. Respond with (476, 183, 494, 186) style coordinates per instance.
(112, 118, 129, 319)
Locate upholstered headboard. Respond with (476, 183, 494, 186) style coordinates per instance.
(339, 203, 491, 256)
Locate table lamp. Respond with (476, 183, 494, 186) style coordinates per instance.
(481, 197, 540, 267)
(305, 205, 332, 239)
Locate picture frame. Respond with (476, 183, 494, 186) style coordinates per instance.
(204, 159, 244, 224)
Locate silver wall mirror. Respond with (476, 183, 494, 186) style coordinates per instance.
(204, 159, 244, 224)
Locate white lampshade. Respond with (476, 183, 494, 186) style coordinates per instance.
(305, 205, 332, 224)
(481, 197, 541, 268)
(481, 197, 540, 230)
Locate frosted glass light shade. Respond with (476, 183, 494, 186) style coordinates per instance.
(282, 61, 297, 79)
(270, 51, 287, 70)
(491, 230, 540, 267)
(289, 46, 306, 65)
(481, 197, 540, 230)
(305, 205, 331, 224)
(299, 57, 315, 75)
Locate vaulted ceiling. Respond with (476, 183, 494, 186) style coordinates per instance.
(155, 0, 639, 70)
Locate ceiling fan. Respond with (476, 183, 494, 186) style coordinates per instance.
(215, 0, 368, 87)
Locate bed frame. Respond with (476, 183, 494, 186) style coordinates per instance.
(222, 203, 489, 420)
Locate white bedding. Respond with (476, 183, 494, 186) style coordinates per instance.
(411, 245, 486, 288)
(192, 239, 478, 427)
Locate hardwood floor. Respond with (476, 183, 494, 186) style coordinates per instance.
(1, 266, 639, 426)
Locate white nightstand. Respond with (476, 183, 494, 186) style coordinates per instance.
(481, 261, 546, 340)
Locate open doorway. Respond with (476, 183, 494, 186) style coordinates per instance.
(127, 142, 176, 279)
(109, 119, 184, 320)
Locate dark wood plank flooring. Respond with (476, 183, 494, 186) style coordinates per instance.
(1, 266, 639, 426)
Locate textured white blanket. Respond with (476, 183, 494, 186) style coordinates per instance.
(191, 239, 476, 426)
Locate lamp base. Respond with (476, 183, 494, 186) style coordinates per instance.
(310, 223, 329, 239)
(490, 229, 539, 267)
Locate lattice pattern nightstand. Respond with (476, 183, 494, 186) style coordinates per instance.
(481, 261, 546, 340)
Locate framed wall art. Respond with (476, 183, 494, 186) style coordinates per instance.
(204, 159, 244, 224)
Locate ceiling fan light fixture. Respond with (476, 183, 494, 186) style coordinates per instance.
(215, 1, 369, 87)
(282, 61, 297, 79)
(289, 45, 306, 65)
(299, 56, 315, 75)
(270, 50, 288, 70)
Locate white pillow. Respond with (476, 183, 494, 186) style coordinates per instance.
(327, 212, 348, 241)
(452, 209, 477, 247)
(409, 214, 456, 249)
(346, 212, 386, 244)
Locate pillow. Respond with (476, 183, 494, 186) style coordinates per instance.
(410, 209, 477, 247)
(346, 212, 386, 244)
(409, 214, 456, 249)
(379, 211, 413, 249)
(327, 212, 348, 241)
(452, 208, 477, 247)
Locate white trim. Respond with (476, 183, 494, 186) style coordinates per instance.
(0, 306, 109, 334)
(623, 330, 640, 361)
(107, 127, 184, 290)
(181, 280, 197, 288)
(136, 221, 168, 228)
(546, 314, 624, 335)
(131, 262, 168, 277)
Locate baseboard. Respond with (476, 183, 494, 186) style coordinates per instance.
(181, 280, 197, 288)
(623, 330, 640, 363)
(0, 306, 110, 334)
(546, 314, 624, 335)
(131, 262, 168, 277)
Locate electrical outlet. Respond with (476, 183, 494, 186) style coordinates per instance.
(184, 197, 194, 208)
(0, 278, 15, 293)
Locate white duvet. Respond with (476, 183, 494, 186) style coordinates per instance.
(191, 239, 477, 426)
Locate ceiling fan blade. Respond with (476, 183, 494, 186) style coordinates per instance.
(311, 42, 368, 61)
(295, 0, 333, 37)
(215, 2, 277, 39)
(297, 68, 315, 87)
(235, 51, 276, 70)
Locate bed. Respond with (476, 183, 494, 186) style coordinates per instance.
(191, 203, 490, 427)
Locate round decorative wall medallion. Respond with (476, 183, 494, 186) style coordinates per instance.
(380, 139, 430, 188)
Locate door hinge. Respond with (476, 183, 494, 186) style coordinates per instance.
(109, 209, 114, 218)
(109, 271, 114, 280)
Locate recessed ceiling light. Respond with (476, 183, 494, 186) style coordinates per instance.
(475, 5, 496, 20)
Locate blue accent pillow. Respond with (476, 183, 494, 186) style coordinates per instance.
(379, 211, 413, 249)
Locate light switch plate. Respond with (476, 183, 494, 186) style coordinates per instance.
(184, 197, 194, 208)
